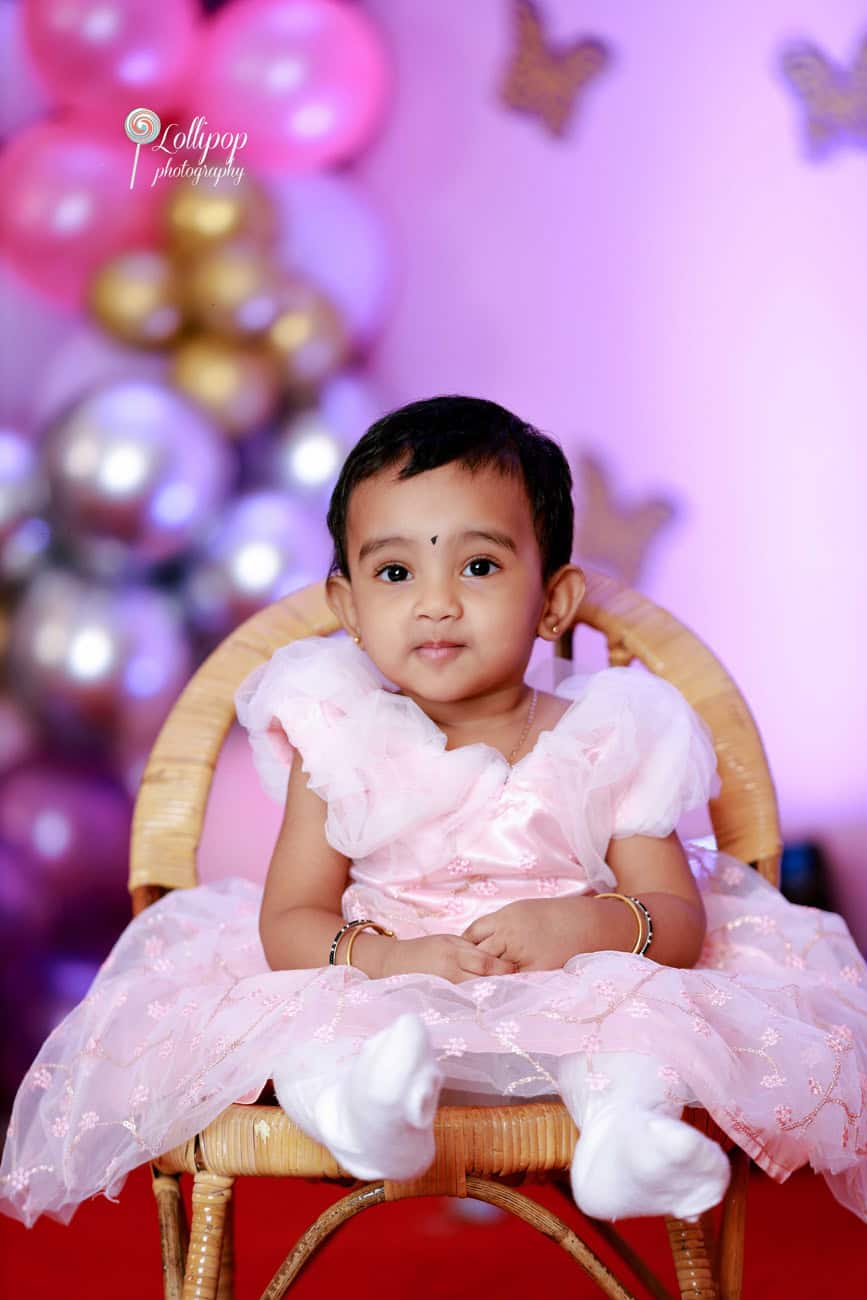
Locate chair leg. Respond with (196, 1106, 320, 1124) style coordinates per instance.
(262, 1184, 386, 1298)
(215, 1189, 235, 1300)
(717, 1148, 749, 1300)
(152, 1169, 189, 1300)
(465, 1177, 638, 1300)
(182, 1171, 235, 1300)
(665, 1216, 719, 1299)
(264, 1177, 639, 1300)
(549, 1172, 675, 1300)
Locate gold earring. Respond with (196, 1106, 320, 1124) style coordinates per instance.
(551, 623, 559, 635)
(353, 634, 361, 646)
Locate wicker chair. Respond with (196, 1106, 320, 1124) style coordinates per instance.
(130, 571, 781, 1300)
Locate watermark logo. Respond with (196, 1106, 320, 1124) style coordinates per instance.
(124, 108, 161, 190)
(124, 108, 248, 190)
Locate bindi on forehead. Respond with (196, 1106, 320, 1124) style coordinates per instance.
(348, 461, 535, 560)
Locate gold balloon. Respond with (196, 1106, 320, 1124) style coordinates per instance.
(88, 251, 183, 347)
(170, 335, 281, 439)
(163, 175, 275, 256)
(265, 279, 351, 396)
(184, 241, 284, 339)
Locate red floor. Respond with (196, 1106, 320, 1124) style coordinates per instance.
(1, 1162, 863, 1298)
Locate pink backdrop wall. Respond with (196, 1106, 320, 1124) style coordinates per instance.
(353, 0, 867, 935)
(202, 1, 867, 945)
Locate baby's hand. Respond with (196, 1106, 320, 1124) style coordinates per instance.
(462, 898, 589, 971)
(378, 934, 516, 983)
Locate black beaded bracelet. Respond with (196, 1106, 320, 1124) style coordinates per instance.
(628, 895, 654, 957)
(328, 918, 395, 966)
(328, 919, 370, 966)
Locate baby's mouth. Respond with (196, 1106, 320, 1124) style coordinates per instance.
(414, 641, 465, 661)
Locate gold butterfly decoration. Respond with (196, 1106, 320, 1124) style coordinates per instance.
(781, 35, 867, 156)
(499, 0, 611, 138)
(572, 454, 677, 586)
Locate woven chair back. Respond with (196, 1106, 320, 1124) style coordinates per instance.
(130, 572, 781, 900)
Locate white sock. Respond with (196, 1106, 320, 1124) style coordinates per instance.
(558, 1053, 730, 1222)
(273, 1013, 443, 1181)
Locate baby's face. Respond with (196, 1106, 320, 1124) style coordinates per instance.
(333, 460, 547, 707)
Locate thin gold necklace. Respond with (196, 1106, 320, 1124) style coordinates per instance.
(506, 688, 538, 766)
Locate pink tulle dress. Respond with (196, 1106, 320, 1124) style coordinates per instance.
(2, 636, 866, 1226)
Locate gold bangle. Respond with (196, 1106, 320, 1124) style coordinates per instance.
(344, 922, 395, 968)
(594, 892, 647, 955)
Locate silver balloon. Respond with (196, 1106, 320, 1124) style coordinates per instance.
(41, 381, 232, 576)
(184, 490, 331, 642)
(268, 372, 385, 502)
(0, 427, 52, 586)
(8, 568, 193, 752)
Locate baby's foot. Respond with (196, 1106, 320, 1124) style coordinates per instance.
(274, 1013, 442, 1181)
(570, 1106, 730, 1222)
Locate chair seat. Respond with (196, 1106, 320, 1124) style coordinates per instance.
(155, 1096, 732, 1195)
(155, 1099, 579, 1195)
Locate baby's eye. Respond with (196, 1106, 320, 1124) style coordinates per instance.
(375, 563, 411, 583)
(462, 557, 500, 578)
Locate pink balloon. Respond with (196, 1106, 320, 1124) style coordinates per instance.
(0, 118, 159, 305)
(195, 0, 391, 172)
(23, 0, 199, 115)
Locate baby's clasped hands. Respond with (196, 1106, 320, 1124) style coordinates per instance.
(462, 897, 594, 972)
(377, 932, 516, 982)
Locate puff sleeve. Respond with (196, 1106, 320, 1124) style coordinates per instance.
(234, 635, 382, 805)
(540, 667, 720, 891)
(605, 670, 720, 839)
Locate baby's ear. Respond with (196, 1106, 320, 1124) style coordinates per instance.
(326, 572, 358, 636)
(538, 564, 585, 640)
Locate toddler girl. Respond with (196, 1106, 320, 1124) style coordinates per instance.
(2, 396, 866, 1229)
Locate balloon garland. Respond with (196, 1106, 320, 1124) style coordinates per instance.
(0, 0, 394, 1098)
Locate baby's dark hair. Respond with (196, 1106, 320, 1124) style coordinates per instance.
(326, 395, 574, 580)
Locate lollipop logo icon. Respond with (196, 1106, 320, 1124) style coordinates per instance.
(124, 108, 161, 190)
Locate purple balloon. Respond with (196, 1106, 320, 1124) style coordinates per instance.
(184, 489, 332, 642)
(0, 760, 132, 961)
(0, 838, 56, 951)
(0, 760, 131, 894)
(0, 695, 40, 776)
(8, 568, 193, 752)
(31, 326, 168, 433)
(42, 954, 103, 1026)
(267, 173, 393, 343)
(0, 950, 103, 1100)
(0, 261, 78, 432)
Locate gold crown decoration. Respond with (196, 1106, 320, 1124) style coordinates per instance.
(572, 453, 677, 586)
(499, 0, 611, 138)
(781, 34, 867, 157)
